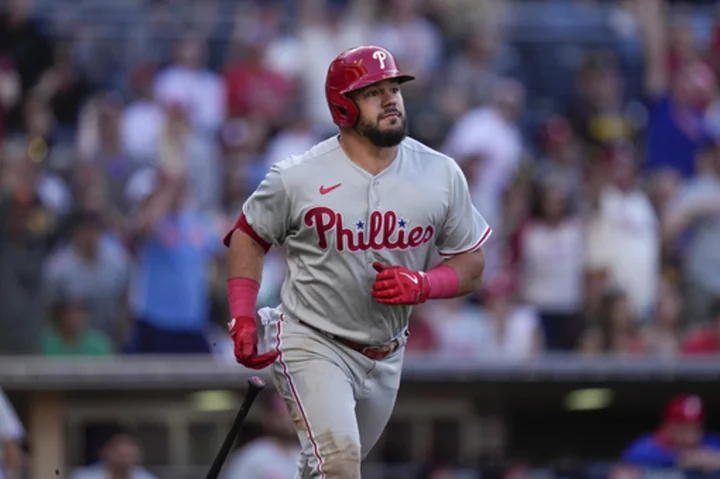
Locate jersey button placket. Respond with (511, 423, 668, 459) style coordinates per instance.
(371, 180, 380, 208)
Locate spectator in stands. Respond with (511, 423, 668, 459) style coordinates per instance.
(221, 392, 300, 479)
(403, 310, 438, 355)
(0, 144, 62, 354)
(681, 300, 720, 356)
(510, 175, 585, 351)
(477, 272, 542, 360)
(260, 112, 321, 172)
(418, 296, 487, 359)
(584, 143, 660, 319)
(20, 90, 57, 156)
(124, 169, 222, 354)
(580, 289, 646, 356)
(156, 100, 222, 213)
(0, 388, 24, 479)
(644, 279, 684, 357)
(441, 77, 525, 281)
(40, 293, 113, 356)
(0, 0, 53, 133)
(119, 62, 163, 166)
(371, 0, 443, 89)
(445, 26, 504, 110)
(662, 144, 720, 325)
(294, 0, 370, 133)
(0, 54, 21, 141)
(635, 0, 716, 179)
(222, 33, 297, 130)
(622, 394, 720, 472)
(533, 116, 584, 205)
(68, 426, 157, 479)
(43, 209, 129, 345)
(76, 91, 139, 225)
(32, 40, 95, 134)
(567, 50, 638, 149)
(153, 34, 226, 135)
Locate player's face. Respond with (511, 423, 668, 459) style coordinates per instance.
(351, 80, 408, 148)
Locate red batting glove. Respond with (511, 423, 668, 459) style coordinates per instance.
(228, 316, 279, 369)
(371, 262, 430, 305)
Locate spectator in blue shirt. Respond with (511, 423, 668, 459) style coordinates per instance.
(125, 169, 221, 354)
(622, 394, 720, 472)
(635, 0, 716, 180)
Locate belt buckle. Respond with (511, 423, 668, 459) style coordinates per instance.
(362, 343, 395, 360)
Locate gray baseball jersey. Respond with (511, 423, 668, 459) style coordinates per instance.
(241, 135, 492, 345)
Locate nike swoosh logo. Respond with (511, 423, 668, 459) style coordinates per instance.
(320, 183, 342, 195)
(399, 272, 418, 284)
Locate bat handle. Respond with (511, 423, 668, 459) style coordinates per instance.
(204, 376, 267, 479)
(248, 375, 266, 391)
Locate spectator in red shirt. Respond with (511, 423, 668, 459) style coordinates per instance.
(681, 300, 720, 355)
(222, 38, 296, 129)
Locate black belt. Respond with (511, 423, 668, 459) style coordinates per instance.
(295, 318, 402, 360)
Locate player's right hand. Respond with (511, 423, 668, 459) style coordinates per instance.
(228, 315, 279, 369)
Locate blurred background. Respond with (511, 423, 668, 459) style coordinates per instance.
(3, 0, 720, 477)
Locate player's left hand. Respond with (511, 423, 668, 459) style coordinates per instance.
(371, 262, 430, 305)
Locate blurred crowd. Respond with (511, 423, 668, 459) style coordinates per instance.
(1, 0, 720, 360)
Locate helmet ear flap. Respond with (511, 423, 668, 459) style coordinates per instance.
(329, 92, 359, 129)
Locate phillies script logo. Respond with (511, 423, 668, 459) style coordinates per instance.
(304, 207, 434, 252)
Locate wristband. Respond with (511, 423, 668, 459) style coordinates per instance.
(425, 265, 460, 299)
(228, 277, 260, 318)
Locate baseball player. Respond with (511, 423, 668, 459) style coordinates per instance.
(223, 45, 491, 478)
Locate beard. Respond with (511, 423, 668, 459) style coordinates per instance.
(354, 112, 408, 148)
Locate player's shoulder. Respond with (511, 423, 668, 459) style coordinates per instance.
(401, 137, 463, 173)
(272, 136, 342, 175)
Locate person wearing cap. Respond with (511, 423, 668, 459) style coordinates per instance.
(621, 394, 720, 471)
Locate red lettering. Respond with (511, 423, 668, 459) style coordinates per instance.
(397, 227, 411, 249)
(423, 226, 434, 243)
(369, 211, 384, 250)
(304, 206, 336, 249)
(408, 227, 424, 247)
(336, 215, 360, 252)
(303, 207, 435, 252)
(357, 230, 367, 251)
(383, 211, 398, 249)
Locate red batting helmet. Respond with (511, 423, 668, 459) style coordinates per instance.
(663, 394, 705, 424)
(325, 45, 415, 129)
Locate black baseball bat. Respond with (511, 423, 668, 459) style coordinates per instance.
(204, 376, 266, 479)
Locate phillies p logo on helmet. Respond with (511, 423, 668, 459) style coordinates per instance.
(325, 45, 415, 129)
(372, 50, 387, 69)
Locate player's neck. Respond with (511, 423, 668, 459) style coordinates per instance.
(338, 132, 398, 176)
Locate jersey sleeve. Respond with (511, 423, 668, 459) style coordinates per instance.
(435, 162, 492, 257)
(223, 164, 292, 251)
